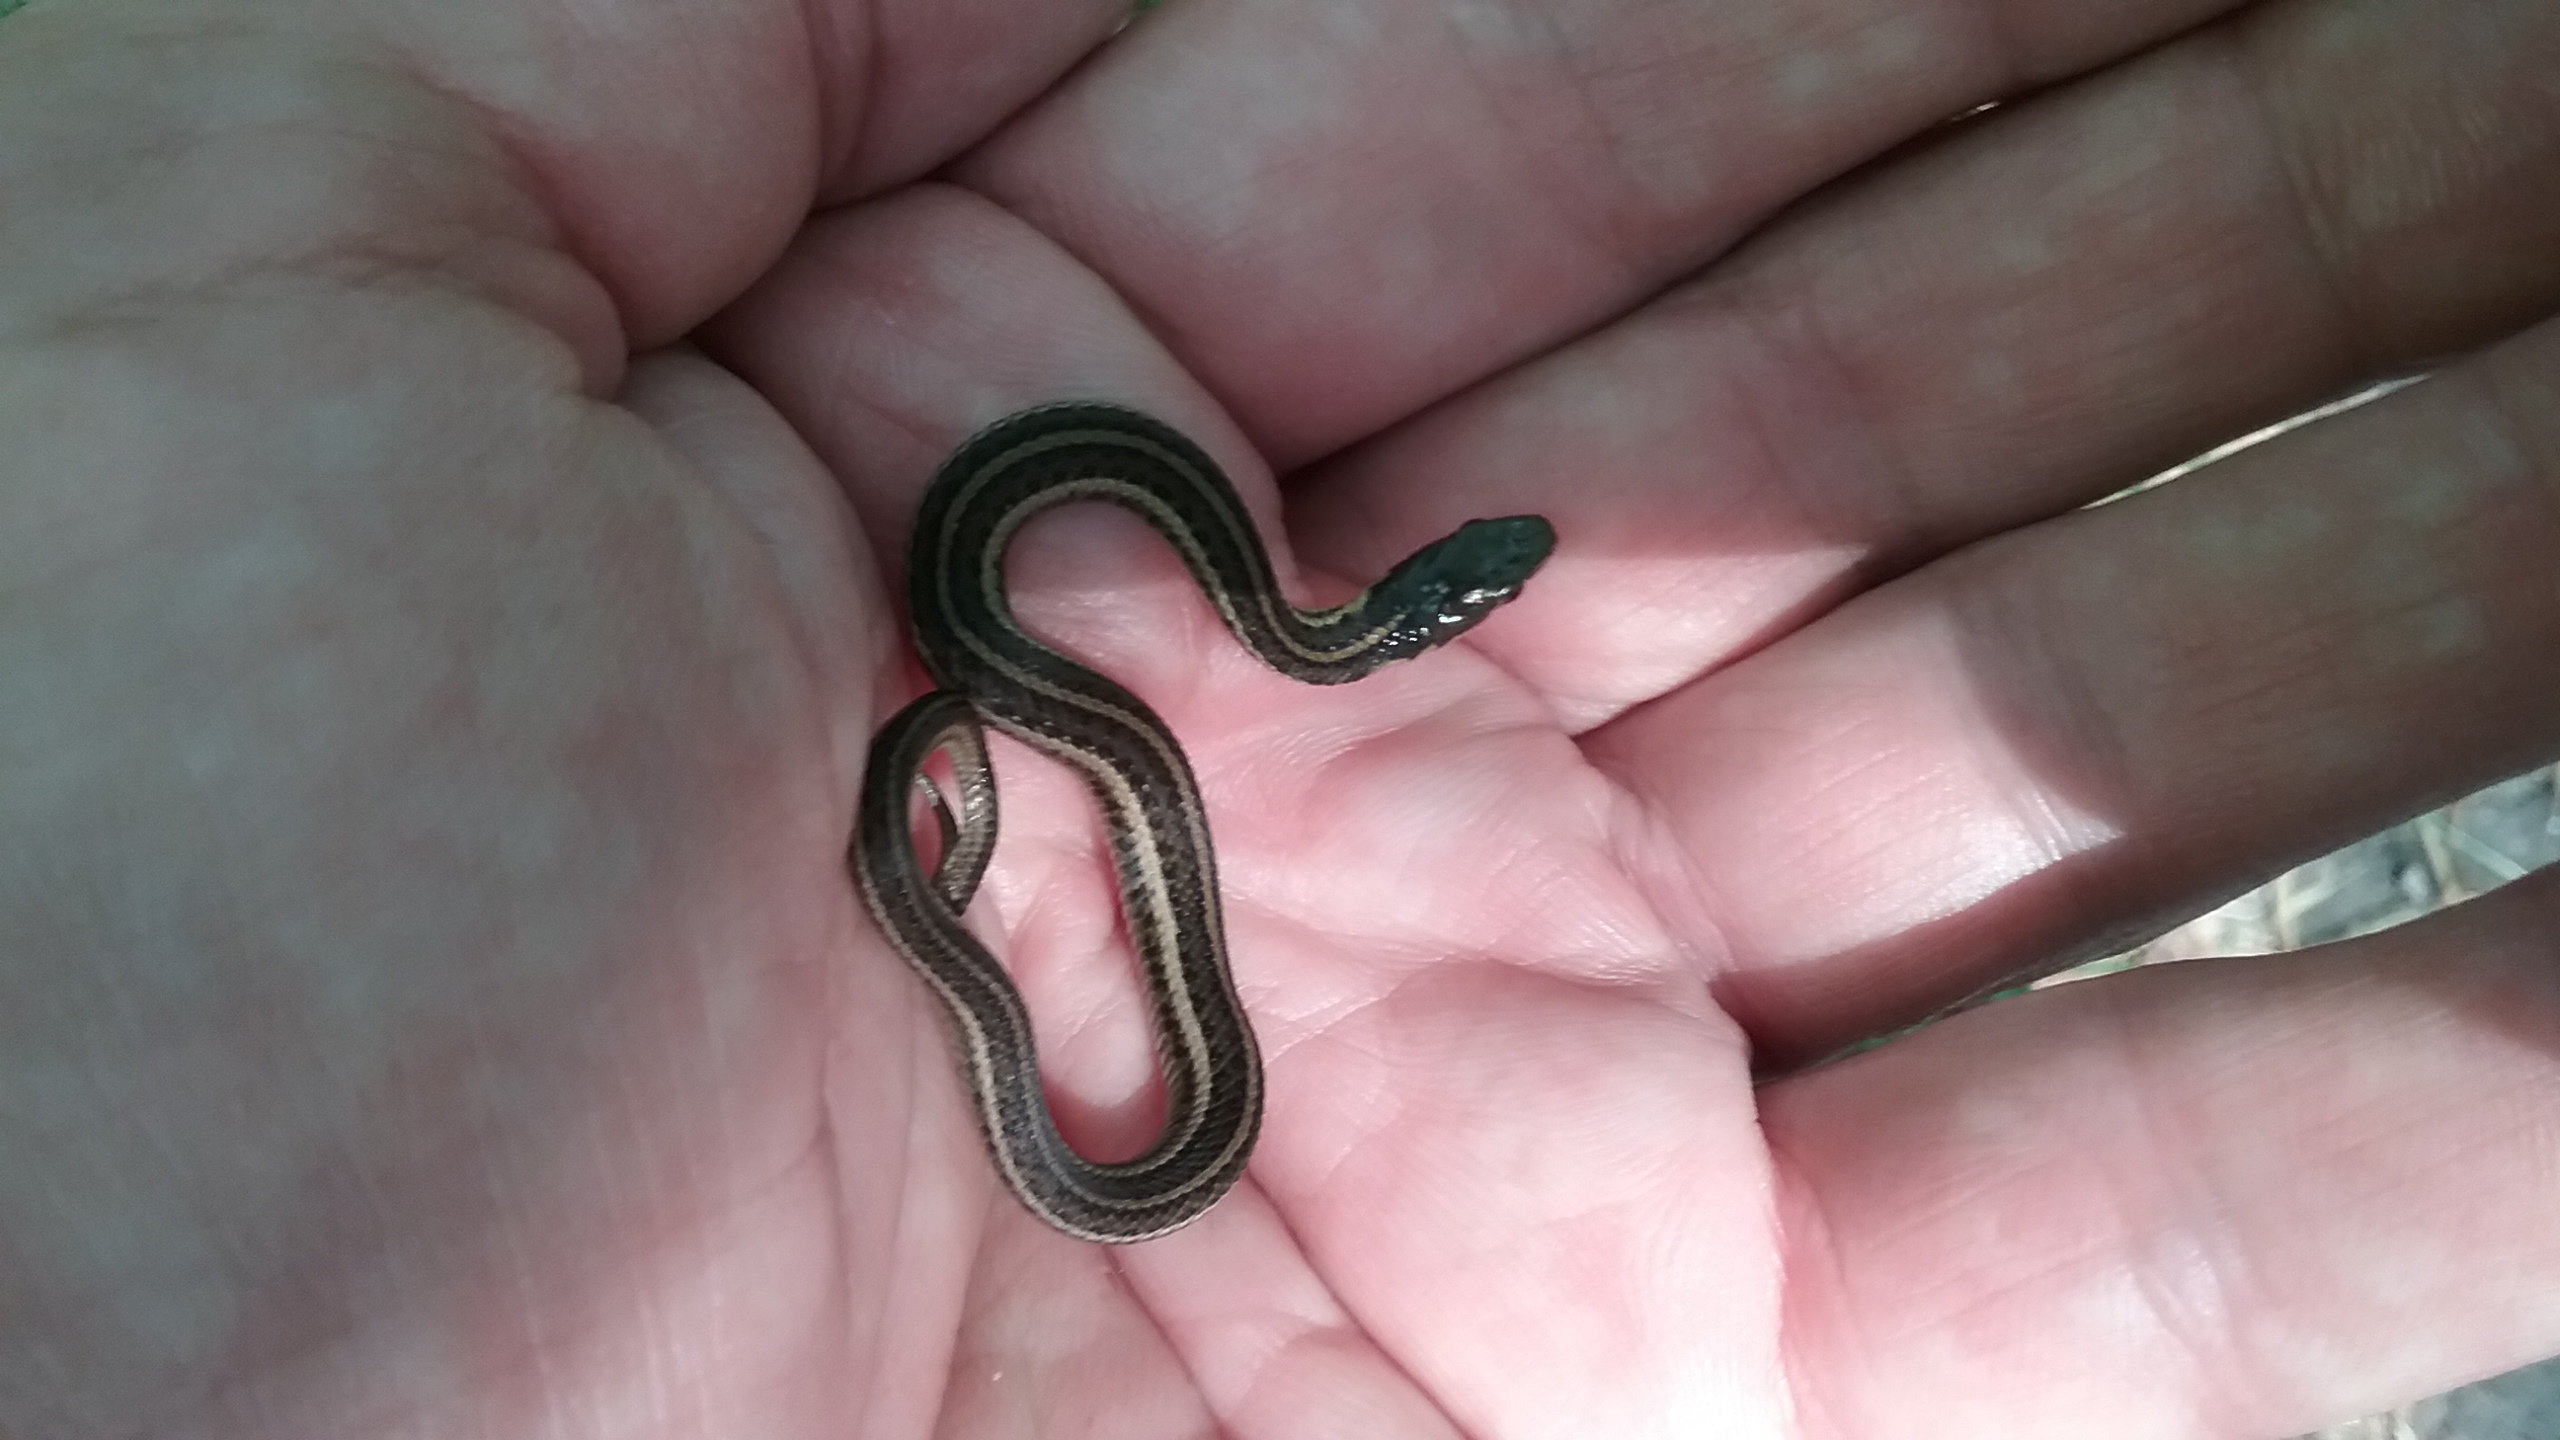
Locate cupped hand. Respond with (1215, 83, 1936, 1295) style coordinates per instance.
(5, 0, 2557, 1437)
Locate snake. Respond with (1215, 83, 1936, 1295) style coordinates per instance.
(852, 402, 1554, 1242)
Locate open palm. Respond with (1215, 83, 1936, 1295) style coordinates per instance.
(7, 0, 2559, 1437)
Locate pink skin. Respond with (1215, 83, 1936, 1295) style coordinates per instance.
(4, 0, 2558, 1436)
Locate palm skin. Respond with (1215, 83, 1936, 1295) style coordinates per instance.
(4, 0, 2559, 1438)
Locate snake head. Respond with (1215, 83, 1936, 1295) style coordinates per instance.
(1362, 514, 1557, 661)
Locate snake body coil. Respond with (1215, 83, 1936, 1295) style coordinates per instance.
(854, 402, 1554, 1242)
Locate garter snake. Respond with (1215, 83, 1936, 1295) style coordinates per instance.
(853, 402, 1554, 1242)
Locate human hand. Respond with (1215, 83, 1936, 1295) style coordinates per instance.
(6, 0, 2556, 1437)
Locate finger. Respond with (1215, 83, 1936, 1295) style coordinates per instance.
(960, 0, 2255, 460)
(1768, 863, 2560, 1439)
(705, 186, 1267, 577)
(1295, 0, 2560, 725)
(1596, 311, 2560, 1064)
(820, 0, 1128, 196)
(0, 0, 1134, 353)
